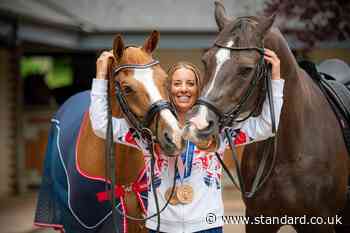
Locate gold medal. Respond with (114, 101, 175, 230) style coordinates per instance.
(176, 184, 194, 204)
(164, 187, 179, 205)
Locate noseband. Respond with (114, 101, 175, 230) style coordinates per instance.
(196, 42, 270, 129)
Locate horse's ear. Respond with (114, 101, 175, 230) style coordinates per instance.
(113, 34, 124, 61)
(214, 0, 231, 31)
(258, 14, 276, 37)
(143, 30, 160, 53)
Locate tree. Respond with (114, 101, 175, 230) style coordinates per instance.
(264, 0, 350, 47)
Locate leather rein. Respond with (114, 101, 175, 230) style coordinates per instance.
(105, 59, 178, 233)
(196, 42, 278, 199)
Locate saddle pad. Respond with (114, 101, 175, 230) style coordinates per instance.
(300, 60, 350, 156)
(319, 78, 350, 154)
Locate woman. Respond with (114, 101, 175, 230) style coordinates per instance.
(90, 49, 284, 233)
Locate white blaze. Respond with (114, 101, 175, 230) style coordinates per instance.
(205, 40, 234, 97)
(189, 105, 210, 130)
(193, 40, 234, 130)
(134, 68, 181, 147)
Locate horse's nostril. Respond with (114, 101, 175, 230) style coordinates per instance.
(164, 132, 173, 144)
(205, 120, 214, 131)
(196, 120, 216, 139)
(162, 132, 179, 156)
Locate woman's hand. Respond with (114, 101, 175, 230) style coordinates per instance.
(96, 51, 114, 80)
(264, 49, 281, 80)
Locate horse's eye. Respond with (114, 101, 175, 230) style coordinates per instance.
(201, 57, 208, 68)
(237, 67, 253, 77)
(201, 51, 211, 67)
(123, 86, 134, 95)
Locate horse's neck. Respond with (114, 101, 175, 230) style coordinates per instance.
(77, 108, 144, 184)
(107, 88, 145, 182)
(106, 82, 144, 182)
(265, 28, 318, 105)
(266, 28, 339, 141)
(265, 28, 299, 85)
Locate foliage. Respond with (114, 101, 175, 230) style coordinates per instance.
(21, 56, 72, 89)
(264, 0, 350, 47)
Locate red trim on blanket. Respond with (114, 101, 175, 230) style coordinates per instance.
(75, 112, 148, 185)
(34, 222, 65, 233)
(75, 112, 113, 183)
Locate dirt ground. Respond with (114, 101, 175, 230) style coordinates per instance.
(0, 187, 298, 233)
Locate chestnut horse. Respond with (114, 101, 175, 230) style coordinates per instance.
(184, 1, 349, 232)
(35, 31, 182, 233)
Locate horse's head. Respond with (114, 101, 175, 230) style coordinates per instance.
(183, 0, 275, 145)
(111, 31, 183, 156)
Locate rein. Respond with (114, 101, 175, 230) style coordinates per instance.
(105, 59, 178, 233)
(197, 43, 278, 199)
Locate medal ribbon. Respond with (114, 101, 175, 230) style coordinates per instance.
(177, 141, 195, 183)
(167, 141, 194, 185)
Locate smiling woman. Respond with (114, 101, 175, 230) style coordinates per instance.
(167, 62, 202, 124)
(146, 54, 283, 233)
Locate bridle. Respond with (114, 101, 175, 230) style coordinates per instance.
(196, 42, 270, 128)
(105, 57, 178, 233)
(196, 41, 278, 199)
(113, 59, 177, 138)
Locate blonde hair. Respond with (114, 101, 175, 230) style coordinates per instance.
(167, 61, 202, 98)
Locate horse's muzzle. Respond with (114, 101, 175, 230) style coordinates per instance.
(158, 129, 184, 157)
(182, 120, 217, 148)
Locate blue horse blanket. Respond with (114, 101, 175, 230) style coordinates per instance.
(34, 91, 147, 233)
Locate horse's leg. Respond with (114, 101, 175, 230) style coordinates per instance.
(293, 224, 335, 233)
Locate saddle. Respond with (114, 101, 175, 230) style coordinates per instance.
(299, 59, 350, 156)
(318, 59, 350, 88)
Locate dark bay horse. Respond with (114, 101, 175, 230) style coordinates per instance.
(35, 31, 182, 233)
(183, 1, 349, 232)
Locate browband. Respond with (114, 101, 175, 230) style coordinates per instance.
(112, 60, 160, 77)
(215, 42, 265, 55)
